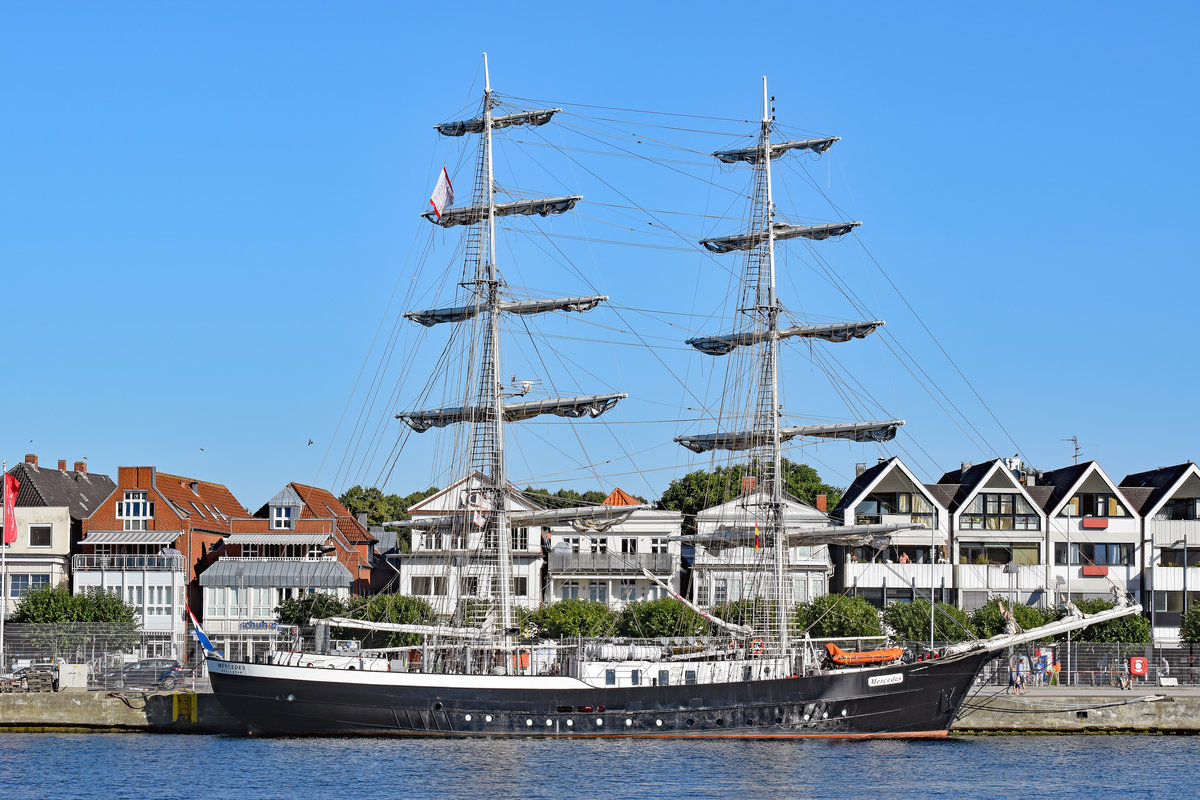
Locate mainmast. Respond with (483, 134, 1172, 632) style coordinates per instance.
(677, 78, 904, 654)
(399, 54, 627, 642)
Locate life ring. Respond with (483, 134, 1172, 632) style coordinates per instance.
(750, 639, 765, 656)
(727, 640, 737, 652)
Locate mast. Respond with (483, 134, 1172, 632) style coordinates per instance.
(760, 77, 789, 653)
(481, 54, 514, 635)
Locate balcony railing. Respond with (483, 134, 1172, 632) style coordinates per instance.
(72, 554, 186, 572)
(549, 551, 675, 574)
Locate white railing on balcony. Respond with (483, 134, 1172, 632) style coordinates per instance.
(1048, 564, 1141, 591)
(215, 556, 338, 563)
(1146, 565, 1200, 591)
(843, 563, 952, 588)
(953, 563, 1044, 592)
(549, 551, 675, 574)
(72, 554, 186, 572)
(1150, 519, 1200, 547)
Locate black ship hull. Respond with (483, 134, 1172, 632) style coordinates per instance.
(208, 651, 994, 738)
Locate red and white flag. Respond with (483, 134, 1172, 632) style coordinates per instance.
(429, 166, 454, 220)
(3, 472, 19, 545)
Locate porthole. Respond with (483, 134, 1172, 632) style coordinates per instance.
(566, 719, 574, 727)
(485, 715, 493, 722)
(526, 719, 533, 727)
(715, 718, 724, 726)
(686, 718, 695, 726)
(841, 708, 848, 717)
(655, 719, 663, 727)
(434, 702, 443, 711)
(286, 694, 295, 702)
(625, 719, 632, 727)
(803, 714, 810, 721)
(596, 719, 603, 726)
(775, 716, 784, 724)
(545, 720, 553, 727)
(746, 718, 754, 726)
(464, 714, 472, 722)
(822, 711, 829, 719)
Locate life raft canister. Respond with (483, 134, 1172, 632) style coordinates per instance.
(824, 642, 904, 667)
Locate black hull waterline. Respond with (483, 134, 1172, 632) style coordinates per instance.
(208, 651, 994, 738)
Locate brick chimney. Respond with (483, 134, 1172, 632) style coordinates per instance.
(58, 459, 67, 471)
(24, 453, 37, 467)
(740, 476, 757, 496)
(356, 511, 369, 529)
(816, 494, 827, 512)
(74, 461, 87, 475)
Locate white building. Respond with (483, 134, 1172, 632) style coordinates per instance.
(546, 488, 682, 609)
(831, 456, 952, 607)
(690, 487, 830, 609)
(401, 475, 544, 619)
(2, 455, 115, 618)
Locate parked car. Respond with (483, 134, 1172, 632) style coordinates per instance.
(102, 659, 184, 690)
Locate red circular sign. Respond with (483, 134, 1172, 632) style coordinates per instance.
(1129, 656, 1148, 676)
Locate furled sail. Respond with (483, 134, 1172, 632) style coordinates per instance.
(423, 196, 582, 227)
(405, 295, 608, 328)
(435, 108, 561, 137)
(398, 393, 627, 433)
(673, 523, 916, 549)
(675, 419, 903, 453)
(686, 320, 884, 356)
(713, 136, 839, 165)
(700, 221, 861, 254)
(394, 503, 648, 534)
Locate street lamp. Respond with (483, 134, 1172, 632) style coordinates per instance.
(1065, 504, 1073, 687)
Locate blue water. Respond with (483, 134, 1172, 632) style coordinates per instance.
(0, 733, 1186, 799)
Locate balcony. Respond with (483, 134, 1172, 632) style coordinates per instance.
(1150, 519, 1200, 547)
(549, 551, 675, 575)
(954, 563, 1044, 592)
(72, 554, 186, 572)
(844, 562, 951, 589)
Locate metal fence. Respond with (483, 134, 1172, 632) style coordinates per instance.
(968, 642, 1200, 690)
(1, 623, 209, 692)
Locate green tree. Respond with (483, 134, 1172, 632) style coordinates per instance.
(884, 600, 973, 643)
(617, 597, 707, 638)
(1057, 598, 1151, 643)
(1181, 606, 1200, 644)
(13, 586, 139, 625)
(657, 459, 842, 534)
(521, 487, 629, 509)
(970, 598, 1051, 638)
(712, 597, 778, 631)
(339, 485, 438, 554)
(793, 594, 883, 638)
(275, 592, 348, 628)
(344, 593, 438, 648)
(520, 599, 618, 638)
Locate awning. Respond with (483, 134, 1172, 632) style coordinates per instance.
(199, 559, 352, 589)
(81, 530, 180, 546)
(225, 533, 330, 546)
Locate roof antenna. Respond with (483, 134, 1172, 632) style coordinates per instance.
(1061, 436, 1082, 465)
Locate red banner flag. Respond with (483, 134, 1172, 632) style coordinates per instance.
(3, 472, 18, 545)
(429, 166, 454, 220)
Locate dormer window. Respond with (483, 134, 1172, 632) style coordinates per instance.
(272, 506, 294, 530)
(117, 491, 154, 531)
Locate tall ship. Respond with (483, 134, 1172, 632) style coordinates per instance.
(208, 58, 1140, 737)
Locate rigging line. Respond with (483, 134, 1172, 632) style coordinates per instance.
(855, 235, 1029, 463)
(499, 93, 752, 124)
(795, 240, 997, 457)
(507, 227, 699, 253)
(512, 138, 716, 167)
(588, 201, 744, 221)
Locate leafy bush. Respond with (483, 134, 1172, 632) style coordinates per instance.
(520, 599, 618, 638)
(617, 597, 707, 637)
(1057, 598, 1151, 644)
(884, 600, 973, 643)
(793, 594, 882, 638)
(970, 598, 1050, 638)
(1181, 606, 1200, 644)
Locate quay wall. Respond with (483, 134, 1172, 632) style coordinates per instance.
(0, 689, 1197, 735)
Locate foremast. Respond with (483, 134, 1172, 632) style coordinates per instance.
(398, 54, 626, 640)
(677, 78, 904, 655)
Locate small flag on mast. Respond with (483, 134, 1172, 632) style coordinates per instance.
(429, 166, 454, 220)
(2, 473, 18, 545)
(186, 604, 218, 656)
(754, 524, 760, 552)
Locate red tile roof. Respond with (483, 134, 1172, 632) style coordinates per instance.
(290, 482, 376, 544)
(602, 487, 641, 506)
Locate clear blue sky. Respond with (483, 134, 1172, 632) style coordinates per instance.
(2, 3, 1197, 508)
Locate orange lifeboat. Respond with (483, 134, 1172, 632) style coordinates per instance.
(825, 642, 904, 667)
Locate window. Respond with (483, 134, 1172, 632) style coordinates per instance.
(1055, 542, 1135, 566)
(560, 581, 580, 601)
(1160, 498, 1200, 521)
(252, 588, 271, 617)
(146, 586, 172, 616)
(1062, 493, 1129, 518)
(272, 506, 294, 530)
(959, 542, 1039, 565)
(605, 669, 616, 686)
(28, 525, 51, 548)
(118, 491, 154, 531)
(588, 582, 607, 603)
(650, 538, 668, 554)
(621, 538, 638, 555)
(684, 670, 697, 686)
(206, 587, 226, 617)
(658, 670, 670, 687)
(462, 576, 479, 596)
(511, 577, 528, 597)
(618, 579, 637, 602)
(590, 538, 608, 554)
(696, 581, 709, 606)
(960, 492, 1039, 531)
(1160, 548, 1200, 568)
(511, 527, 529, 551)
(9, 574, 50, 598)
(564, 537, 581, 553)
(412, 577, 445, 596)
(630, 669, 641, 686)
(713, 578, 728, 605)
(126, 585, 143, 609)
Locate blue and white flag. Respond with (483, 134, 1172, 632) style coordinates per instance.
(187, 604, 218, 656)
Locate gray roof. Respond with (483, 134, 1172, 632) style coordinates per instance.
(9, 462, 115, 520)
(199, 558, 351, 589)
(831, 458, 896, 516)
(1121, 463, 1195, 516)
